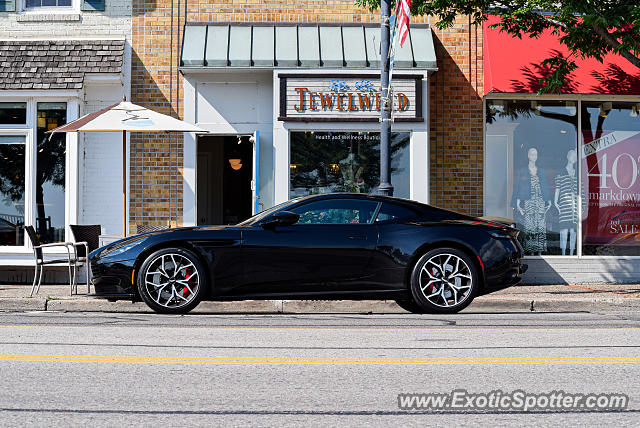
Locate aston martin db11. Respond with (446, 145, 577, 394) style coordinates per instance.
(89, 193, 527, 314)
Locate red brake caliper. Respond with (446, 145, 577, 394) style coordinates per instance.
(182, 268, 192, 297)
(427, 267, 438, 292)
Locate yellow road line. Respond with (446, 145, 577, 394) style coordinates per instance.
(0, 354, 639, 365)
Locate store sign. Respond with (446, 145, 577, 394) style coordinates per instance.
(582, 130, 640, 246)
(278, 74, 423, 122)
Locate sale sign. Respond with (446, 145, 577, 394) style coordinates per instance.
(582, 130, 640, 246)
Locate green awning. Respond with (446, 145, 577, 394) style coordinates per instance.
(180, 23, 437, 70)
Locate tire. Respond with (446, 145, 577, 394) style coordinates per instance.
(395, 298, 428, 314)
(409, 247, 479, 314)
(137, 247, 207, 314)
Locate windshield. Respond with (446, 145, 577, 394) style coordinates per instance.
(237, 197, 304, 226)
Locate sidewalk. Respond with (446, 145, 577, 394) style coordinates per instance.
(1, 283, 639, 313)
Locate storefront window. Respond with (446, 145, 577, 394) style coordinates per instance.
(485, 100, 578, 255)
(36, 102, 66, 244)
(581, 102, 640, 255)
(290, 131, 410, 199)
(0, 136, 25, 246)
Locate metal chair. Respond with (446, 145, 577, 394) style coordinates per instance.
(24, 225, 77, 297)
(70, 224, 102, 294)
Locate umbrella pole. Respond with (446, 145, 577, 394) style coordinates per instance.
(122, 130, 127, 237)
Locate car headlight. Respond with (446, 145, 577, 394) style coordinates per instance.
(99, 236, 145, 258)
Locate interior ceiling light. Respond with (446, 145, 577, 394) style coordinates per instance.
(228, 159, 242, 170)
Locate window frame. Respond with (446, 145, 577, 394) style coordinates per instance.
(0, 101, 28, 127)
(286, 128, 417, 201)
(19, 0, 78, 13)
(374, 201, 421, 223)
(288, 198, 382, 225)
(0, 96, 79, 254)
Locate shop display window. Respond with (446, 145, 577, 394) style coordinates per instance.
(581, 101, 640, 255)
(485, 100, 578, 255)
(486, 99, 640, 257)
(290, 131, 410, 199)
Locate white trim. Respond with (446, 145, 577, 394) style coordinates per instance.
(273, 69, 430, 205)
(577, 99, 583, 258)
(182, 78, 197, 227)
(0, 90, 81, 98)
(65, 98, 79, 239)
(84, 75, 123, 83)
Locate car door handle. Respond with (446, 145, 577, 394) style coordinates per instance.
(348, 235, 368, 240)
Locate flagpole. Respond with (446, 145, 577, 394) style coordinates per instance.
(379, 0, 394, 196)
(122, 96, 127, 238)
(122, 129, 127, 238)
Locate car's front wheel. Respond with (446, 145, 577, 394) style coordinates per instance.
(410, 248, 479, 314)
(137, 247, 206, 314)
(394, 299, 427, 314)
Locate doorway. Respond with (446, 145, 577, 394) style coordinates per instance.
(197, 135, 253, 225)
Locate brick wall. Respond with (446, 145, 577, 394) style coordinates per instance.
(429, 16, 484, 216)
(130, 0, 484, 232)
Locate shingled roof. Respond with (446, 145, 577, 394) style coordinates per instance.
(0, 39, 125, 90)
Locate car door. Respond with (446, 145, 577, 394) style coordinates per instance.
(233, 198, 380, 296)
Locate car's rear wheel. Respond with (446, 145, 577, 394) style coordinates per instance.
(410, 248, 479, 314)
(137, 247, 206, 314)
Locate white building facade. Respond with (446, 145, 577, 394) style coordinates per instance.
(179, 23, 436, 228)
(0, 0, 131, 279)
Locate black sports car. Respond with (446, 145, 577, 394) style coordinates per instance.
(90, 193, 527, 314)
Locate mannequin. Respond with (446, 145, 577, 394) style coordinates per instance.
(513, 147, 552, 255)
(554, 149, 578, 255)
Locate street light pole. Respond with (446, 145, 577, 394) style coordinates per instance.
(379, 0, 394, 196)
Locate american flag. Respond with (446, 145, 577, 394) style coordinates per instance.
(396, 0, 411, 47)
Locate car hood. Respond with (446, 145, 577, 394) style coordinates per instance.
(89, 224, 239, 259)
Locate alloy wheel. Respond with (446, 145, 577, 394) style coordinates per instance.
(418, 253, 473, 308)
(144, 253, 200, 309)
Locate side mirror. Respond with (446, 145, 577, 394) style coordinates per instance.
(261, 211, 300, 229)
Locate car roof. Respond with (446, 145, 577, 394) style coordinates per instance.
(290, 192, 431, 211)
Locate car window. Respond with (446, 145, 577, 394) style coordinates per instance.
(290, 199, 380, 225)
(375, 203, 419, 222)
(237, 197, 305, 226)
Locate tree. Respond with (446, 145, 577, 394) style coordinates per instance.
(355, 0, 640, 93)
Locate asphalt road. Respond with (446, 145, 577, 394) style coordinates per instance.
(1, 311, 639, 427)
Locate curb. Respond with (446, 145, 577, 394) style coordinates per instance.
(1, 296, 640, 313)
(0, 298, 47, 311)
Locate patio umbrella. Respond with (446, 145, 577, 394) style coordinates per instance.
(47, 98, 206, 237)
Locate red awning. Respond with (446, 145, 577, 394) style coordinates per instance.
(483, 16, 640, 95)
